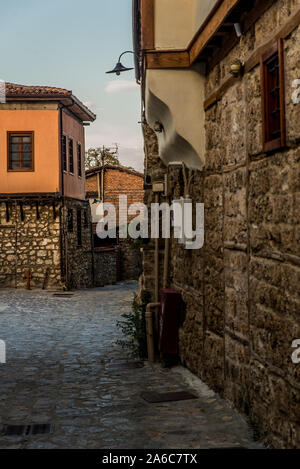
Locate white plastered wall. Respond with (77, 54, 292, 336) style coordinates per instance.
(145, 66, 206, 169)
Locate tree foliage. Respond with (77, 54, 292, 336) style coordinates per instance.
(85, 145, 120, 169)
(116, 293, 151, 359)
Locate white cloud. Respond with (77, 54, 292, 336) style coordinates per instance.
(83, 101, 95, 109)
(105, 80, 139, 94)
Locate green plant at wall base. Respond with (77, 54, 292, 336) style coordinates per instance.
(116, 293, 149, 359)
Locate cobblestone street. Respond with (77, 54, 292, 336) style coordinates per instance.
(0, 282, 261, 449)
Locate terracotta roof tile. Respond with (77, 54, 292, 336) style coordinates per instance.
(86, 164, 144, 178)
(4, 82, 96, 122)
(5, 82, 71, 97)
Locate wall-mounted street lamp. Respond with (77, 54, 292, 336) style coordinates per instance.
(230, 59, 244, 78)
(106, 51, 135, 76)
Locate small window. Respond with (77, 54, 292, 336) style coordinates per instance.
(69, 138, 74, 174)
(260, 39, 286, 152)
(7, 132, 34, 171)
(77, 143, 82, 177)
(62, 135, 67, 171)
(67, 208, 73, 233)
(83, 208, 88, 228)
(77, 209, 82, 247)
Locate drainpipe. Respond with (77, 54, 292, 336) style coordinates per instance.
(14, 200, 18, 289)
(97, 172, 101, 201)
(163, 229, 170, 289)
(163, 171, 170, 289)
(154, 193, 160, 329)
(145, 191, 160, 362)
(101, 150, 105, 202)
(146, 302, 160, 363)
(59, 106, 66, 287)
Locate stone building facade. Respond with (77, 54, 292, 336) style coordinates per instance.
(136, 0, 300, 448)
(86, 165, 144, 285)
(0, 200, 62, 289)
(0, 83, 96, 290)
(0, 198, 93, 290)
(86, 164, 144, 235)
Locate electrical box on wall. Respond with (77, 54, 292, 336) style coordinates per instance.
(152, 182, 165, 193)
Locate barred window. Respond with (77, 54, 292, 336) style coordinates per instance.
(67, 209, 73, 233)
(261, 39, 286, 152)
(77, 143, 82, 177)
(83, 208, 88, 227)
(69, 138, 74, 174)
(62, 135, 67, 171)
(8, 132, 34, 171)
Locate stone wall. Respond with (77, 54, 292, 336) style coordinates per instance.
(119, 244, 142, 281)
(0, 200, 62, 289)
(92, 244, 142, 286)
(0, 198, 94, 291)
(93, 248, 117, 287)
(141, 123, 166, 299)
(141, 1, 300, 448)
(61, 199, 93, 290)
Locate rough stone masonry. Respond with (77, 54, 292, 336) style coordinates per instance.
(141, 0, 300, 449)
(0, 198, 93, 290)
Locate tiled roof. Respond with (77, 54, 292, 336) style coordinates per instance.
(4, 82, 96, 122)
(5, 82, 72, 97)
(86, 164, 144, 178)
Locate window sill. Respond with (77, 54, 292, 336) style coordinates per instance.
(263, 137, 285, 153)
(7, 168, 34, 172)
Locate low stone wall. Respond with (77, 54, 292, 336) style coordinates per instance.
(0, 200, 62, 289)
(61, 199, 93, 290)
(93, 247, 117, 287)
(0, 198, 93, 290)
(119, 244, 142, 281)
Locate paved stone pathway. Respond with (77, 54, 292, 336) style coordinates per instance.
(0, 282, 261, 449)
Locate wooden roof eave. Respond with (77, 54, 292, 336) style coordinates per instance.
(5, 95, 96, 123)
(144, 0, 270, 71)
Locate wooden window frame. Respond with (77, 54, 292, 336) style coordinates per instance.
(260, 39, 286, 153)
(62, 134, 67, 172)
(7, 131, 34, 172)
(68, 138, 74, 174)
(77, 142, 82, 178)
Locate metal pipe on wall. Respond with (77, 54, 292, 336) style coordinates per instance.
(154, 192, 160, 331)
(163, 236, 170, 289)
(145, 302, 160, 363)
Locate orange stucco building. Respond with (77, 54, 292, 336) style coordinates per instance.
(0, 83, 95, 198)
(0, 83, 96, 290)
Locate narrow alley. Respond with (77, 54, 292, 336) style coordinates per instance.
(0, 283, 260, 449)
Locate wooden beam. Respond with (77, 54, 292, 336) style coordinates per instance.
(204, 6, 300, 110)
(144, 0, 241, 69)
(141, 0, 155, 50)
(207, 0, 278, 74)
(244, 6, 300, 73)
(189, 0, 241, 63)
(146, 50, 190, 69)
(143, 0, 293, 72)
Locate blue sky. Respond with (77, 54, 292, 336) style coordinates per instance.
(1, 0, 143, 171)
